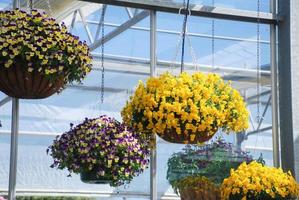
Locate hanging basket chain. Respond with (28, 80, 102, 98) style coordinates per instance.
(256, 0, 261, 125)
(254, 0, 261, 154)
(186, 30, 199, 70)
(180, 0, 191, 73)
(100, 5, 105, 104)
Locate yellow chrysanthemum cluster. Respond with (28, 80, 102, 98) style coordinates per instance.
(221, 161, 299, 200)
(122, 72, 249, 140)
(0, 9, 91, 83)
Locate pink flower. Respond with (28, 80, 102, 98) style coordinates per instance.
(0, 196, 7, 200)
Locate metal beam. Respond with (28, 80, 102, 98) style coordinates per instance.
(86, 20, 271, 44)
(256, 95, 271, 130)
(0, 96, 12, 107)
(92, 53, 271, 78)
(13, 0, 20, 9)
(89, 10, 150, 51)
(78, 8, 94, 43)
(278, 0, 299, 180)
(270, 0, 280, 168)
(246, 90, 271, 102)
(126, 7, 134, 18)
(8, 98, 19, 200)
(246, 126, 272, 136)
(81, 0, 277, 24)
(149, 10, 157, 200)
(69, 9, 78, 33)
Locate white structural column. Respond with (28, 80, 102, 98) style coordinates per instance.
(278, 0, 299, 180)
(150, 10, 157, 200)
(270, 0, 280, 168)
(8, 98, 19, 200)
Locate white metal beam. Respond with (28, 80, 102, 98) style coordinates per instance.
(86, 20, 271, 44)
(81, 0, 277, 24)
(78, 8, 94, 43)
(0, 96, 12, 107)
(89, 10, 150, 50)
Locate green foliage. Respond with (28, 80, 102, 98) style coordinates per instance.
(166, 138, 256, 193)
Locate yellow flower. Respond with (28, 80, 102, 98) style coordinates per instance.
(121, 72, 249, 142)
(221, 161, 299, 200)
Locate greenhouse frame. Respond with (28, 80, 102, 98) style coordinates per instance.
(0, 0, 299, 200)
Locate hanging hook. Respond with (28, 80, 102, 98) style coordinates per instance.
(178, 7, 191, 16)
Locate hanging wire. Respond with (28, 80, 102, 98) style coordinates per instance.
(169, 32, 183, 72)
(100, 6, 105, 104)
(186, 31, 199, 70)
(180, 0, 191, 73)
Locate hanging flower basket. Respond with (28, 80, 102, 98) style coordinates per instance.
(161, 129, 216, 144)
(80, 169, 112, 184)
(178, 177, 221, 200)
(122, 72, 249, 144)
(0, 9, 92, 99)
(47, 115, 150, 187)
(221, 161, 299, 200)
(167, 139, 255, 199)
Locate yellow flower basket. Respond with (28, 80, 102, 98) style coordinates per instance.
(0, 9, 92, 99)
(122, 72, 249, 144)
(221, 161, 299, 200)
(176, 176, 221, 200)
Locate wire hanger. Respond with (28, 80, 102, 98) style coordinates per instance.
(170, 0, 194, 73)
(180, 0, 191, 73)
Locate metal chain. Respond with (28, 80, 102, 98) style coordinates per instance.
(212, 0, 215, 68)
(180, 0, 190, 73)
(186, 32, 199, 70)
(256, 0, 261, 125)
(100, 6, 105, 104)
(254, 0, 262, 153)
(170, 33, 182, 71)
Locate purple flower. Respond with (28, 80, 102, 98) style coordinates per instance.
(48, 115, 150, 187)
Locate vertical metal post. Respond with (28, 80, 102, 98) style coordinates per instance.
(13, 0, 20, 9)
(150, 10, 157, 200)
(9, 1, 20, 199)
(8, 98, 19, 200)
(278, 0, 299, 180)
(270, 0, 280, 168)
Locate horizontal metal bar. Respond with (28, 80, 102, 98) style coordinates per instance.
(81, 0, 277, 24)
(246, 126, 272, 136)
(244, 146, 273, 151)
(86, 21, 271, 44)
(67, 84, 132, 93)
(0, 189, 180, 200)
(92, 53, 271, 76)
(246, 90, 271, 101)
